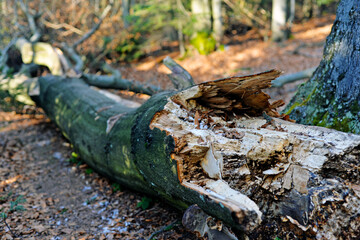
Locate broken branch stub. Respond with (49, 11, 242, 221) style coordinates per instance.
(163, 56, 195, 90)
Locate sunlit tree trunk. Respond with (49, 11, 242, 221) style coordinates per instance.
(272, 0, 294, 42)
(285, 0, 360, 133)
(212, 0, 223, 44)
(287, 0, 295, 31)
(272, 0, 288, 41)
(122, 0, 130, 29)
(1, 0, 7, 14)
(191, 0, 211, 32)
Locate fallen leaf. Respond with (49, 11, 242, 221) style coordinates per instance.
(61, 228, 73, 234)
(33, 224, 46, 233)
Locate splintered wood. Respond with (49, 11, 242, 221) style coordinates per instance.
(150, 70, 360, 237)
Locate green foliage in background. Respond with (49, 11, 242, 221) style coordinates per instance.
(316, 0, 336, 6)
(115, 32, 145, 62)
(116, 0, 192, 62)
(0, 86, 26, 113)
(190, 32, 216, 55)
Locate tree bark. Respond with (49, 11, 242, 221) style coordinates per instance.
(191, 0, 211, 33)
(285, 0, 360, 134)
(211, 0, 223, 44)
(272, 0, 292, 42)
(2, 69, 360, 238)
(122, 0, 130, 29)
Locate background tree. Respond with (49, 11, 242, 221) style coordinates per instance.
(122, 0, 131, 29)
(285, 0, 360, 133)
(191, 0, 211, 32)
(271, 0, 295, 41)
(212, 0, 223, 44)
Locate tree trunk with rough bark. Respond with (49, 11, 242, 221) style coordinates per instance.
(2, 70, 360, 239)
(285, 0, 360, 134)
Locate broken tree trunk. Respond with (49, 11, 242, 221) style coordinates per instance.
(2, 70, 360, 238)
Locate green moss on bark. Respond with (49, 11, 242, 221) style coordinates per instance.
(284, 0, 360, 134)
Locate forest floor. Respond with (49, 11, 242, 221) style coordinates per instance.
(0, 16, 334, 240)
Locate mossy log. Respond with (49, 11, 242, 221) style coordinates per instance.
(2, 70, 360, 239)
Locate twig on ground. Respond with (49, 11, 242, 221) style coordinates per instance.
(147, 220, 179, 240)
(2, 218, 18, 238)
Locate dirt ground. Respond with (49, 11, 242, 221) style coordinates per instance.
(1, 16, 334, 239)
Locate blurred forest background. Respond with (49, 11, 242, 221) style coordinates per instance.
(0, 0, 338, 72)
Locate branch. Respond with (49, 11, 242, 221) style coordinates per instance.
(17, 0, 41, 42)
(60, 43, 83, 73)
(271, 67, 316, 88)
(2, 218, 18, 239)
(101, 62, 121, 79)
(223, 0, 267, 28)
(147, 220, 179, 240)
(0, 37, 18, 73)
(81, 74, 161, 95)
(163, 56, 195, 90)
(13, 1, 25, 33)
(72, 4, 112, 49)
(42, 20, 84, 36)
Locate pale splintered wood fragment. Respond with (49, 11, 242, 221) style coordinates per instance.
(201, 144, 223, 179)
(106, 113, 125, 134)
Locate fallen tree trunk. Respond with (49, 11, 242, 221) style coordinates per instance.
(2, 70, 360, 238)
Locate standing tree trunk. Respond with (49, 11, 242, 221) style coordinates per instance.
(191, 0, 211, 33)
(272, 0, 293, 42)
(285, 0, 360, 134)
(122, 0, 130, 29)
(212, 0, 223, 44)
(272, 0, 287, 41)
